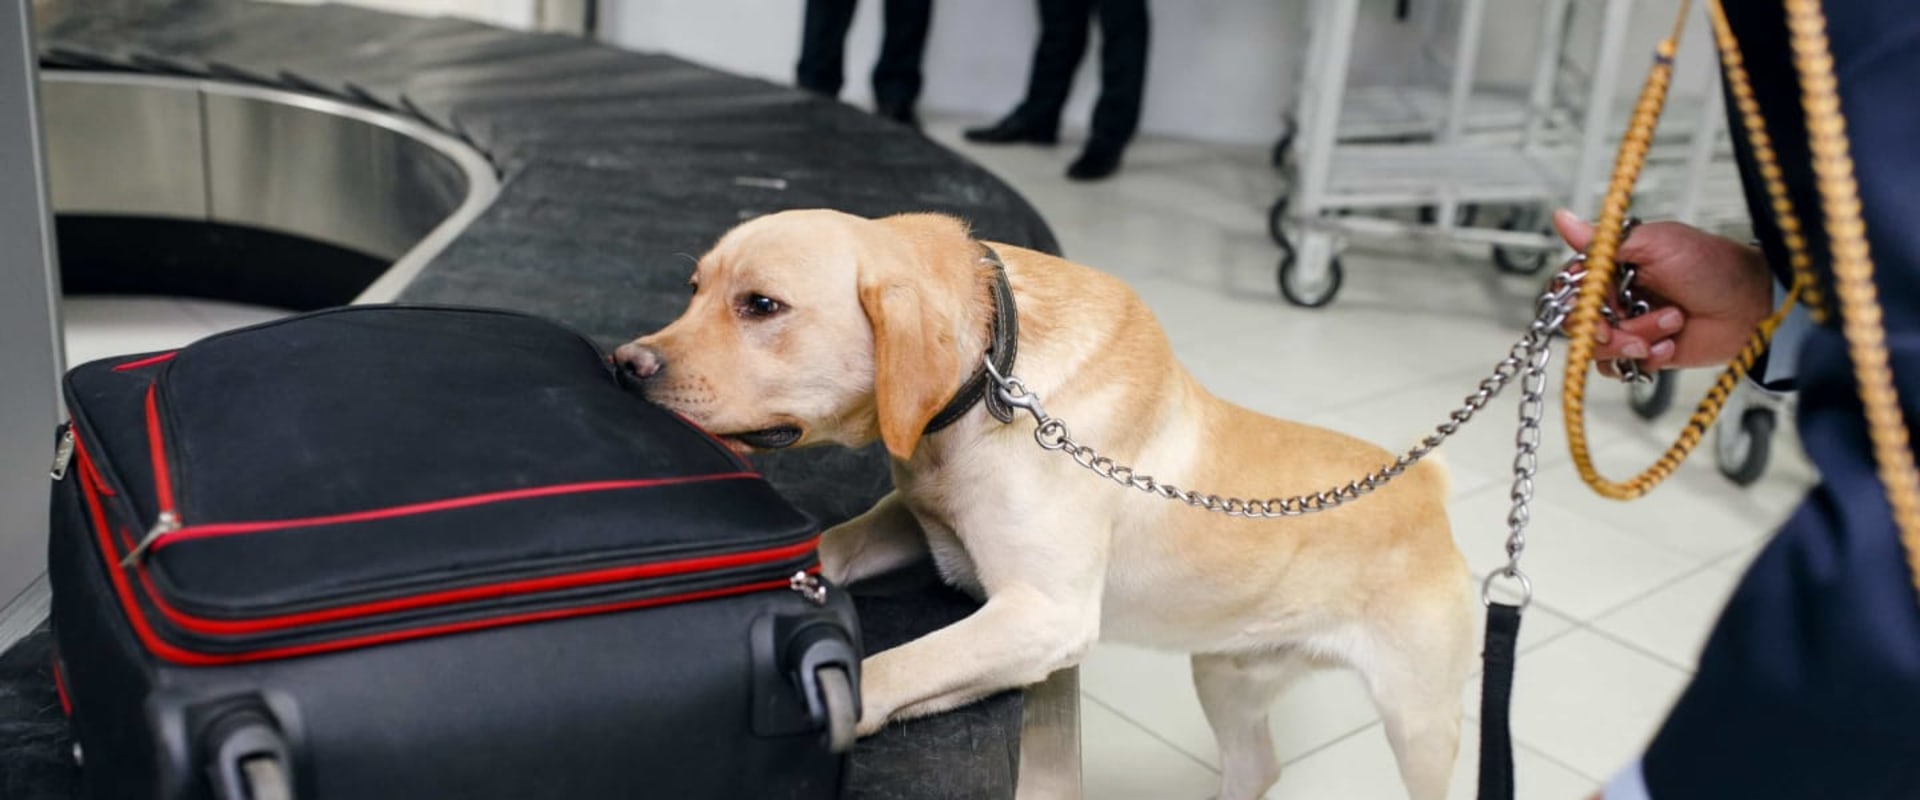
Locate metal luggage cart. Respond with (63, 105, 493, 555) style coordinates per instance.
(1269, 0, 1749, 307)
(1269, 0, 1636, 307)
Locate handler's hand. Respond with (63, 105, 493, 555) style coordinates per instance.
(1553, 209, 1775, 374)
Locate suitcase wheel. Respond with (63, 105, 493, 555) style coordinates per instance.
(817, 664, 857, 754)
(205, 709, 295, 800)
(240, 756, 292, 800)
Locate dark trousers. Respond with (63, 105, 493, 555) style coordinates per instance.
(795, 0, 933, 113)
(1011, 0, 1149, 148)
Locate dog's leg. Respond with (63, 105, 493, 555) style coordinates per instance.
(855, 501, 1107, 737)
(1357, 589, 1475, 800)
(857, 577, 1099, 734)
(1193, 651, 1310, 800)
(819, 490, 928, 586)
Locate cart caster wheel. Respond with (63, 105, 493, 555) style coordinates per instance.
(817, 665, 858, 754)
(241, 757, 293, 800)
(1267, 195, 1289, 245)
(1628, 371, 1677, 419)
(1277, 247, 1343, 308)
(1491, 205, 1554, 275)
(1716, 407, 1776, 487)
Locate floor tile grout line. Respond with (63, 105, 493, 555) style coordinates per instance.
(1516, 738, 1611, 785)
(1079, 692, 1222, 776)
(1448, 463, 1752, 570)
(1579, 621, 1702, 677)
(1277, 720, 1382, 769)
(1584, 556, 1735, 630)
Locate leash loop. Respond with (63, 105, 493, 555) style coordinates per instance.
(1480, 568, 1533, 610)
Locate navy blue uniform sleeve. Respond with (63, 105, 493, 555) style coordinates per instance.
(1639, 2, 1920, 796)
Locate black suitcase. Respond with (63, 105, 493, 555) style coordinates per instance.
(45, 305, 861, 800)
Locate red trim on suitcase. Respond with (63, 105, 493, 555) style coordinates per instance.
(187, 574, 807, 666)
(73, 439, 819, 666)
(148, 473, 761, 551)
(71, 430, 113, 497)
(143, 535, 818, 636)
(112, 352, 177, 372)
(143, 386, 177, 518)
(50, 657, 72, 716)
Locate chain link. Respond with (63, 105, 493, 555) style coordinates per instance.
(983, 225, 1639, 606)
(985, 263, 1594, 522)
(1598, 219, 1655, 383)
(1487, 297, 1555, 609)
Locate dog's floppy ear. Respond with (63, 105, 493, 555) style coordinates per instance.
(860, 215, 982, 461)
(860, 275, 966, 461)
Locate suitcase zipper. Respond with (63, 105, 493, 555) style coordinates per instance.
(122, 386, 181, 567)
(50, 424, 75, 480)
(124, 512, 181, 567)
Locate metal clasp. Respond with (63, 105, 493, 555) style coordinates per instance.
(1481, 566, 1534, 610)
(983, 357, 1047, 423)
(50, 426, 75, 480)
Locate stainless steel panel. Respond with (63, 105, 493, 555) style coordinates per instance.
(203, 91, 465, 261)
(1017, 667, 1083, 799)
(41, 77, 207, 218)
(39, 72, 498, 286)
(0, 0, 64, 636)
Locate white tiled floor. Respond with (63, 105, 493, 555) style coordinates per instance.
(916, 117, 1820, 800)
(54, 120, 1820, 800)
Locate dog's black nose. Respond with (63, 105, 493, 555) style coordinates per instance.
(614, 343, 665, 380)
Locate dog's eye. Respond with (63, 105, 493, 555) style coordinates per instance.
(741, 294, 785, 318)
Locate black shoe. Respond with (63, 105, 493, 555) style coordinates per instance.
(876, 102, 920, 130)
(1066, 143, 1124, 181)
(963, 115, 1058, 145)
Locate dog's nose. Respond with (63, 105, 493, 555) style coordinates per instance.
(614, 343, 665, 380)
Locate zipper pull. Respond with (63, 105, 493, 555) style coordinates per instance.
(121, 511, 180, 567)
(789, 571, 827, 606)
(50, 425, 75, 480)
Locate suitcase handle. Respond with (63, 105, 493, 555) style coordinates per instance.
(204, 709, 295, 800)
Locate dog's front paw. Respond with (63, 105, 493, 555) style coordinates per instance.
(817, 526, 858, 585)
(855, 706, 891, 738)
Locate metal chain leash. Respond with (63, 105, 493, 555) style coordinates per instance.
(1491, 290, 1557, 608)
(1598, 219, 1655, 383)
(982, 244, 1639, 530)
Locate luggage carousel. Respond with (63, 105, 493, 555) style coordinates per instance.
(2, 1, 1065, 798)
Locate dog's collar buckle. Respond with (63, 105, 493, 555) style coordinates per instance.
(922, 245, 1020, 436)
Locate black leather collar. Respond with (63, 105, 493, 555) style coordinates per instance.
(922, 245, 1019, 436)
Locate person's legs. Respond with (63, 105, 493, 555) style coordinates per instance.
(965, 0, 1089, 144)
(1068, 0, 1147, 179)
(871, 0, 932, 126)
(796, 0, 859, 98)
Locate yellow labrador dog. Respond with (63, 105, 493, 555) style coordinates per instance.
(617, 209, 1474, 800)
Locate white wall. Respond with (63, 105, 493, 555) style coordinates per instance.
(600, 0, 1713, 147)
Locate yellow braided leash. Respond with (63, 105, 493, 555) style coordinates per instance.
(1560, 0, 1920, 592)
